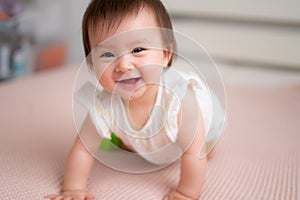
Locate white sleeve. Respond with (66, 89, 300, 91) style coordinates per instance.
(74, 82, 111, 138)
(188, 76, 226, 143)
(186, 76, 213, 136)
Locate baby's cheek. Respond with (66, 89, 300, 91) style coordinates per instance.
(94, 66, 107, 79)
(139, 65, 163, 84)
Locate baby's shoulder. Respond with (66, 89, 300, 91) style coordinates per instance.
(75, 82, 112, 109)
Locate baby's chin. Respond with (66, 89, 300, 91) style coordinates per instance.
(116, 84, 149, 101)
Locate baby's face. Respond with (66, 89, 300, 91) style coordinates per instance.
(89, 7, 171, 100)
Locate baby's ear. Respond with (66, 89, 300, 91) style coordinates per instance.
(163, 45, 174, 66)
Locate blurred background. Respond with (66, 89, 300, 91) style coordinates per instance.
(161, 0, 300, 86)
(0, 0, 299, 86)
(0, 0, 87, 81)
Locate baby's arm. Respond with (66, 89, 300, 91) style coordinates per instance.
(165, 87, 207, 200)
(45, 116, 100, 200)
(62, 138, 94, 193)
(176, 123, 206, 200)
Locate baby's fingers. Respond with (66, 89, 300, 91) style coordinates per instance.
(53, 195, 64, 200)
(85, 194, 95, 200)
(44, 194, 60, 199)
(45, 194, 74, 200)
(163, 192, 174, 200)
(44, 195, 64, 200)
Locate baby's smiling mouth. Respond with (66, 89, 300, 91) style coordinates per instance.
(119, 77, 140, 84)
(117, 77, 143, 89)
(116, 69, 144, 89)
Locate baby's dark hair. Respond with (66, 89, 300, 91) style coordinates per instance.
(82, 0, 177, 66)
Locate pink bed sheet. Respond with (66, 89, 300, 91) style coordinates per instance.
(0, 67, 299, 199)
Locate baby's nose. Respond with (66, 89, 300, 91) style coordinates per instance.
(115, 54, 135, 73)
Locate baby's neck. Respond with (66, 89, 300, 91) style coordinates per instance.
(123, 84, 159, 129)
(124, 84, 159, 108)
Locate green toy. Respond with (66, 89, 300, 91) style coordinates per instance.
(99, 132, 122, 151)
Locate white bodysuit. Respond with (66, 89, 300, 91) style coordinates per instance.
(75, 69, 224, 165)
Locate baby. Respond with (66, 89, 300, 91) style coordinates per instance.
(45, 0, 224, 199)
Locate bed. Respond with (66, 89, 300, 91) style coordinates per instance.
(0, 66, 299, 199)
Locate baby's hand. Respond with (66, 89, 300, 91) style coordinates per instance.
(163, 191, 197, 200)
(44, 190, 94, 200)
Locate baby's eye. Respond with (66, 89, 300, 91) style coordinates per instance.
(100, 52, 115, 58)
(132, 47, 146, 54)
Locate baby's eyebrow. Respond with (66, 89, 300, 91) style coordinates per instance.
(129, 38, 152, 46)
(94, 43, 112, 50)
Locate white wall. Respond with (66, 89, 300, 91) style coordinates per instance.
(161, 0, 300, 23)
(161, 0, 300, 69)
(62, 0, 90, 64)
(25, 0, 89, 65)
